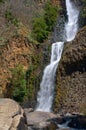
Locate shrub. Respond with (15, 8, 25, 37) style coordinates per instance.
(5, 10, 19, 26)
(44, 1, 58, 31)
(32, 17, 48, 42)
(32, 1, 59, 42)
(9, 64, 27, 102)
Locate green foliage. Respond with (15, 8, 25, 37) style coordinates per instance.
(5, 10, 19, 26)
(32, 1, 59, 43)
(44, 1, 58, 31)
(10, 64, 27, 102)
(26, 55, 41, 100)
(27, 32, 40, 45)
(0, 0, 5, 3)
(81, 0, 86, 18)
(32, 17, 48, 43)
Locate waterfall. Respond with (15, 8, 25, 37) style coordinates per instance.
(36, 42, 64, 112)
(65, 0, 79, 41)
(36, 0, 79, 112)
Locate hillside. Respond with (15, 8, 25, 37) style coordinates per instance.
(0, 0, 62, 105)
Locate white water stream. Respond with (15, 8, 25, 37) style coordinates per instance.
(36, 0, 79, 112)
(36, 42, 64, 112)
(65, 0, 79, 41)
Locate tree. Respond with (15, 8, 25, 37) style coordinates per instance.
(9, 64, 27, 102)
(44, 1, 58, 31)
(32, 1, 59, 43)
(32, 17, 48, 42)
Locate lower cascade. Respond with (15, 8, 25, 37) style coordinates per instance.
(36, 0, 79, 112)
(36, 42, 64, 112)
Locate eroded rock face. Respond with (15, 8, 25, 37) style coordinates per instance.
(0, 35, 43, 100)
(54, 26, 86, 114)
(0, 98, 27, 130)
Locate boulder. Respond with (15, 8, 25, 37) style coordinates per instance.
(0, 98, 28, 130)
(25, 111, 57, 130)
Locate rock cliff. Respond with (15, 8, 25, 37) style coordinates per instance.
(0, 0, 61, 100)
(0, 35, 43, 103)
(54, 26, 86, 114)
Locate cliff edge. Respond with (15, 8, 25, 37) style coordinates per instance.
(54, 26, 86, 115)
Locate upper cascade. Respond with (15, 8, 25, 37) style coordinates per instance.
(65, 0, 79, 41)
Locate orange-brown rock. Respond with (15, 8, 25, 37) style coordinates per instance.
(0, 35, 41, 97)
(51, 0, 61, 6)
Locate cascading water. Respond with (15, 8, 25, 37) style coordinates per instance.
(65, 0, 79, 41)
(36, 42, 64, 112)
(36, 0, 79, 112)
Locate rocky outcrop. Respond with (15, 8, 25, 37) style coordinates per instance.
(24, 110, 86, 130)
(54, 26, 86, 114)
(25, 111, 57, 130)
(0, 98, 28, 130)
(0, 35, 43, 98)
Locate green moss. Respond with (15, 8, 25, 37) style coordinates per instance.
(8, 64, 28, 103)
(32, 1, 60, 43)
(32, 16, 48, 43)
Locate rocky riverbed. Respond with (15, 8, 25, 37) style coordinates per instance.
(0, 98, 86, 130)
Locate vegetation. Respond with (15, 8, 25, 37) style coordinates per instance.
(81, 0, 86, 18)
(0, 0, 5, 3)
(32, 1, 59, 43)
(79, 0, 86, 26)
(26, 53, 42, 101)
(53, 74, 66, 112)
(7, 51, 42, 103)
(44, 1, 58, 31)
(9, 65, 27, 102)
(26, 66, 37, 100)
(32, 17, 48, 43)
(5, 10, 19, 26)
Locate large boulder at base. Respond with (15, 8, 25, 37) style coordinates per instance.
(25, 110, 86, 130)
(25, 111, 57, 130)
(0, 98, 28, 130)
